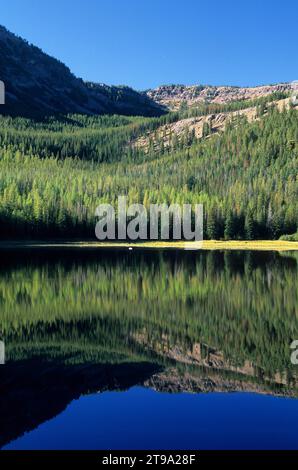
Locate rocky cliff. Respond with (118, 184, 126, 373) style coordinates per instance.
(146, 83, 291, 110)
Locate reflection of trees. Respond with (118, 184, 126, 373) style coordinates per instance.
(0, 250, 297, 376)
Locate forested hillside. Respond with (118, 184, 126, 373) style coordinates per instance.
(0, 96, 297, 240)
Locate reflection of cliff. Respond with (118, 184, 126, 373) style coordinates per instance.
(0, 359, 160, 449)
(145, 367, 298, 397)
(0, 250, 298, 375)
(1, 249, 298, 376)
(133, 332, 298, 391)
(0, 249, 298, 448)
(0, 347, 297, 449)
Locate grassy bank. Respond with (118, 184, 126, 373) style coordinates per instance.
(1, 240, 298, 251)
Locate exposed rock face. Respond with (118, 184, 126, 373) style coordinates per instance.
(146, 83, 291, 110)
(0, 24, 293, 119)
(134, 98, 294, 152)
(144, 368, 296, 397)
(133, 331, 298, 392)
(0, 25, 165, 118)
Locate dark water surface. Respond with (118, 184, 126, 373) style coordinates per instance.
(0, 248, 297, 449)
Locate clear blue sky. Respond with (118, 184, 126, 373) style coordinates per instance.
(1, 0, 297, 90)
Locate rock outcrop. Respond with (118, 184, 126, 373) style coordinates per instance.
(146, 83, 291, 110)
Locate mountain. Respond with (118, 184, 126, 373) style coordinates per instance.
(0, 25, 165, 118)
(0, 24, 293, 119)
(146, 83, 292, 110)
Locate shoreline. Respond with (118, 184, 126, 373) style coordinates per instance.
(0, 240, 298, 251)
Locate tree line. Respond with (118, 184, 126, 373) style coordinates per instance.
(0, 102, 297, 240)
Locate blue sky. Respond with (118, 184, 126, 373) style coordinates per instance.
(1, 0, 297, 90)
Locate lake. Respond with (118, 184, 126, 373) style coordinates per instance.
(0, 247, 297, 450)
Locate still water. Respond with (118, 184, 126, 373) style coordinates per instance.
(0, 248, 297, 449)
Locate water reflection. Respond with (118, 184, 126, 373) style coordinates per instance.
(0, 248, 297, 448)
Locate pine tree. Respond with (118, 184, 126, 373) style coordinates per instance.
(245, 212, 255, 240)
(224, 211, 235, 240)
(207, 212, 218, 240)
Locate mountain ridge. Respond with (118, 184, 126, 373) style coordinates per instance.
(0, 24, 164, 118)
(146, 82, 292, 110)
(0, 24, 293, 118)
